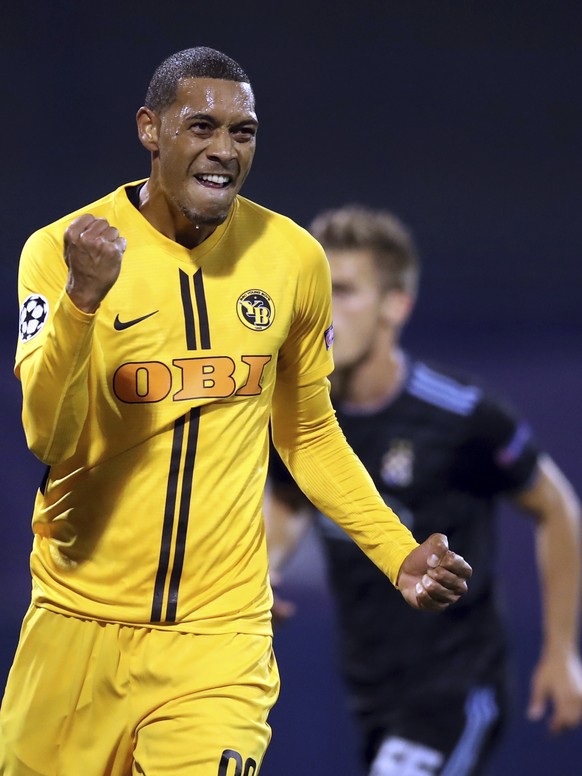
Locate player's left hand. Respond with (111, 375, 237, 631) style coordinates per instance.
(527, 650, 582, 733)
(397, 533, 472, 612)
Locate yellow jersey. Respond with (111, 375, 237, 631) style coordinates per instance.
(16, 181, 418, 634)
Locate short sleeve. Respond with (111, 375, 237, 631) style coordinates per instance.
(454, 392, 541, 495)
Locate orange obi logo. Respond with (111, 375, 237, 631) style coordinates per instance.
(113, 355, 271, 403)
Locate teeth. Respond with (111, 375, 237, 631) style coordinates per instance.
(198, 174, 229, 185)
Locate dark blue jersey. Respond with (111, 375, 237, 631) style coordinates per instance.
(270, 356, 539, 706)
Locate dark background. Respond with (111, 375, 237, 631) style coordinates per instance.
(1, 2, 581, 774)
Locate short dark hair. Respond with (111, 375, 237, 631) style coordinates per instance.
(309, 205, 420, 295)
(144, 47, 252, 114)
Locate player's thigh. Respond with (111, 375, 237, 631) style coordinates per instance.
(133, 632, 280, 775)
(0, 605, 132, 776)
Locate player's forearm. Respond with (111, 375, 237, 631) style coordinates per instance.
(536, 500, 582, 655)
(20, 290, 96, 465)
(528, 458, 582, 655)
(271, 377, 419, 585)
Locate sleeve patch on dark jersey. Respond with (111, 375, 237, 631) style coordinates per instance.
(495, 422, 531, 467)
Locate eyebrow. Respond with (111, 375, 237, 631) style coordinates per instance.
(183, 112, 259, 128)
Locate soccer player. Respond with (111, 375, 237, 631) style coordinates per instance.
(266, 205, 582, 776)
(1, 49, 471, 775)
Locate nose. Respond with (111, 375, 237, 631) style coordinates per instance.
(206, 128, 235, 163)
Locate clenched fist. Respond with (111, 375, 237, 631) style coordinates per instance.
(64, 214, 127, 313)
(397, 533, 472, 612)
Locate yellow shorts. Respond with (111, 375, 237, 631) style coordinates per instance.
(0, 605, 280, 775)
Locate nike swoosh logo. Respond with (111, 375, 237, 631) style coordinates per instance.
(114, 311, 159, 330)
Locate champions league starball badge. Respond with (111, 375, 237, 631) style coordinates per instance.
(19, 294, 50, 342)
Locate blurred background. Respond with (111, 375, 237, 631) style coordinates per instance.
(1, 2, 580, 773)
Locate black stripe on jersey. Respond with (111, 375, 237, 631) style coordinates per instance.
(193, 269, 211, 349)
(165, 407, 200, 621)
(151, 414, 186, 623)
(179, 269, 197, 350)
(178, 268, 212, 351)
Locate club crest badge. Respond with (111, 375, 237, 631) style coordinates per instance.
(380, 439, 414, 487)
(237, 290, 275, 331)
(19, 294, 50, 342)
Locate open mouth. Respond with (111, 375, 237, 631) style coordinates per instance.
(195, 173, 232, 189)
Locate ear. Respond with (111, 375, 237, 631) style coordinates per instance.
(136, 107, 160, 152)
(381, 289, 416, 328)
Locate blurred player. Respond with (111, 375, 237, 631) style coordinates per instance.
(266, 205, 582, 775)
(0, 50, 471, 775)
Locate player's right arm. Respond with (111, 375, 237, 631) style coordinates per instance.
(63, 214, 126, 313)
(513, 455, 582, 733)
(16, 215, 125, 465)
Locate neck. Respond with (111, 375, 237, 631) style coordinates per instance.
(138, 180, 216, 249)
(332, 344, 406, 412)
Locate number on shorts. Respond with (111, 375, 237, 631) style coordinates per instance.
(370, 736, 444, 776)
(218, 748, 258, 776)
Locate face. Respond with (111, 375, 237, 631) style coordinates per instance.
(328, 248, 388, 371)
(328, 248, 413, 371)
(139, 77, 258, 226)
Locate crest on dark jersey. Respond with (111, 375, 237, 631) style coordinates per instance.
(381, 439, 414, 487)
(19, 294, 50, 342)
(237, 289, 275, 331)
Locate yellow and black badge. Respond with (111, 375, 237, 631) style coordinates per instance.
(237, 289, 275, 331)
